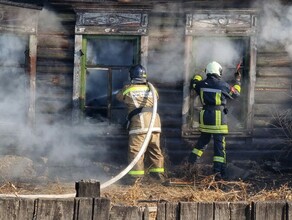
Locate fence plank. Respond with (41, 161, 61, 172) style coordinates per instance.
(143, 205, 149, 220)
(93, 197, 111, 220)
(288, 202, 292, 220)
(214, 202, 229, 220)
(35, 198, 74, 220)
(110, 205, 142, 220)
(253, 201, 287, 220)
(166, 202, 179, 220)
(156, 202, 166, 220)
(0, 198, 35, 220)
(179, 202, 198, 220)
(230, 202, 251, 220)
(198, 202, 213, 220)
(75, 180, 100, 197)
(74, 197, 93, 220)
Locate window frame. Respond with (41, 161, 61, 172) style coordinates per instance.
(80, 35, 141, 121)
(182, 9, 258, 137)
(73, 11, 149, 122)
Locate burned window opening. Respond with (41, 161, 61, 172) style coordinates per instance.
(188, 37, 250, 133)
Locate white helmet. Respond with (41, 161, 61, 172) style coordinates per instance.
(205, 61, 223, 77)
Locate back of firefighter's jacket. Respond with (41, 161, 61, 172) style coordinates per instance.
(191, 74, 241, 134)
(116, 83, 161, 135)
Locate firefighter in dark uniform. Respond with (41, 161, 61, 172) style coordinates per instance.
(188, 61, 241, 180)
(116, 64, 165, 184)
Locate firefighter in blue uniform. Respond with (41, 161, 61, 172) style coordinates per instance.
(188, 61, 241, 180)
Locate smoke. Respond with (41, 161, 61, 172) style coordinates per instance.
(0, 8, 118, 183)
(147, 3, 244, 84)
(255, 0, 292, 58)
(191, 38, 243, 81)
(147, 3, 186, 83)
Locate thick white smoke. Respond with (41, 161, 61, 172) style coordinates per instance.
(191, 37, 243, 81)
(255, 0, 292, 58)
(0, 7, 116, 183)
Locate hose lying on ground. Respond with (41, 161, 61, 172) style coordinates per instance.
(0, 82, 157, 197)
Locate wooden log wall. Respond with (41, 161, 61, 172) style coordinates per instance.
(147, 11, 186, 164)
(251, 42, 292, 163)
(36, 4, 75, 124)
(0, 198, 291, 220)
(36, 1, 292, 168)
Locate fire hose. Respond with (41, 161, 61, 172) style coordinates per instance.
(0, 82, 157, 198)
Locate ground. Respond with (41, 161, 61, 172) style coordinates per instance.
(0, 156, 291, 207)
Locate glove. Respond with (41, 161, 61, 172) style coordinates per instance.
(188, 153, 197, 164)
(234, 71, 241, 82)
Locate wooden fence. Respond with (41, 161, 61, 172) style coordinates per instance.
(0, 197, 291, 220)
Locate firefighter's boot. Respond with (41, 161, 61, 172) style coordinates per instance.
(214, 162, 226, 181)
(120, 175, 141, 185)
(187, 153, 198, 164)
(149, 172, 167, 183)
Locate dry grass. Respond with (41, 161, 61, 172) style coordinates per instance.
(0, 163, 290, 206)
(101, 175, 292, 206)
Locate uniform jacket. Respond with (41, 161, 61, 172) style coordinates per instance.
(116, 82, 161, 135)
(190, 74, 241, 134)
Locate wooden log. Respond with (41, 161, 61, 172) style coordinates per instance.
(37, 35, 74, 49)
(93, 198, 111, 220)
(214, 202, 229, 220)
(37, 48, 74, 60)
(35, 198, 74, 220)
(230, 202, 250, 220)
(179, 202, 198, 220)
(0, 198, 35, 220)
(74, 197, 93, 220)
(257, 67, 292, 77)
(255, 76, 291, 89)
(253, 201, 287, 220)
(254, 90, 291, 104)
(254, 104, 291, 117)
(37, 73, 73, 88)
(75, 180, 100, 198)
(257, 52, 291, 67)
(198, 202, 213, 220)
(252, 128, 286, 138)
(109, 205, 142, 220)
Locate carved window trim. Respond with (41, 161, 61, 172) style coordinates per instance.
(182, 9, 258, 137)
(73, 11, 149, 121)
(75, 11, 148, 35)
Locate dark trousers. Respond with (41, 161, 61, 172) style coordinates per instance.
(193, 132, 226, 174)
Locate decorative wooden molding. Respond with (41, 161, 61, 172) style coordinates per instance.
(76, 12, 148, 35)
(186, 10, 258, 36)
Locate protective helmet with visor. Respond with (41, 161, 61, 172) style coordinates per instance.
(205, 61, 223, 77)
